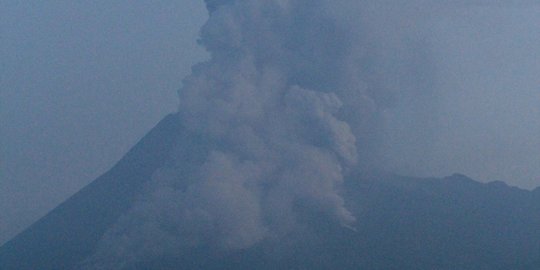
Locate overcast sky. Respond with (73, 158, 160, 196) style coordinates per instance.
(1, 1, 539, 245)
(0, 1, 208, 244)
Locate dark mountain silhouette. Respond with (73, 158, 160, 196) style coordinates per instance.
(0, 114, 182, 270)
(1, 114, 539, 270)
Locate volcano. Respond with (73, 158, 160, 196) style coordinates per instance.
(3, 0, 540, 268)
(0, 114, 182, 270)
(1, 114, 539, 270)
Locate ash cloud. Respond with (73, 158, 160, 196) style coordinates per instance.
(82, 0, 444, 268)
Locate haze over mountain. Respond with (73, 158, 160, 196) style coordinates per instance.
(1, 0, 539, 268)
(1, 114, 539, 269)
(2, 0, 540, 247)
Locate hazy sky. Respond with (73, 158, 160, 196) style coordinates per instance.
(423, 6, 540, 188)
(383, 5, 540, 188)
(1, 1, 539, 245)
(0, 1, 208, 244)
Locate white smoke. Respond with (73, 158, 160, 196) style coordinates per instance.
(82, 0, 441, 268)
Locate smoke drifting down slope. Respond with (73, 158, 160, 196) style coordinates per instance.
(83, 0, 435, 267)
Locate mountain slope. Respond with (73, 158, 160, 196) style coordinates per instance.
(1, 114, 538, 270)
(130, 173, 540, 270)
(0, 114, 182, 270)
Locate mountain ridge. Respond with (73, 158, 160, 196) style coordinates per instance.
(0, 114, 182, 270)
(1, 114, 538, 270)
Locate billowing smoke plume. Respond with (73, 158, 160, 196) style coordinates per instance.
(82, 0, 437, 268)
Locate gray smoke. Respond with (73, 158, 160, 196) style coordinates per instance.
(81, 0, 444, 268)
